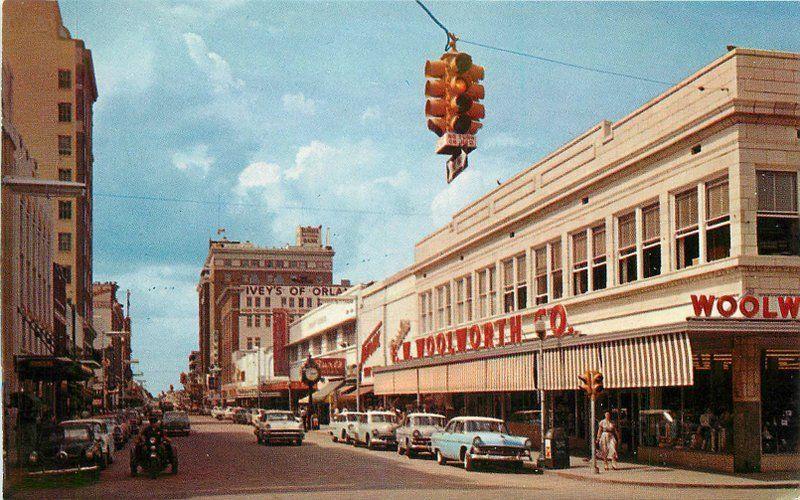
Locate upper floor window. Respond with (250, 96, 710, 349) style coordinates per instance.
(58, 102, 71, 122)
(455, 276, 467, 324)
(706, 178, 731, 261)
(642, 204, 661, 278)
(572, 232, 588, 295)
(591, 225, 607, 290)
(675, 189, 699, 269)
(246, 297, 252, 307)
(58, 70, 71, 89)
(487, 266, 497, 316)
(478, 269, 488, 318)
(618, 212, 637, 283)
(58, 200, 71, 220)
(757, 170, 799, 256)
(246, 338, 253, 350)
(254, 315, 261, 328)
(420, 291, 433, 333)
(58, 135, 71, 155)
(254, 337, 261, 348)
(503, 259, 515, 312)
(534, 246, 548, 304)
(255, 297, 261, 307)
(551, 241, 563, 300)
(246, 315, 253, 327)
(58, 232, 71, 252)
(515, 254, 527, 310)
(58, 169, 72, 181)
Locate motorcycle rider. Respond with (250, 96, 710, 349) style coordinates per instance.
(136, 414, 174, 462)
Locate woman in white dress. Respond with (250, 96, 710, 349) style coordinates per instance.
(596, 411, 619, 470)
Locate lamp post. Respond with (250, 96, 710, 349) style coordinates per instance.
(534, 318, 547, 466)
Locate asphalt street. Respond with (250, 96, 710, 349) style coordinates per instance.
(7, 416, 793, 499)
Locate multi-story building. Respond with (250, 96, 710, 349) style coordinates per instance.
(3, 0, 98, 356)
(197, 226, 344, 391)
(92, 282, 132, 410)
(346, 48, 799, 474)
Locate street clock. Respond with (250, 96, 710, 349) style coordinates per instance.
(301, 356, 321, 386)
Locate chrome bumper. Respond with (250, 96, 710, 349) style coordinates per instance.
(27, 464, 100, 476)
(470, 450, 531, 462)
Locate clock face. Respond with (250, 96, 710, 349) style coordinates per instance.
(305, 367, 320, 381)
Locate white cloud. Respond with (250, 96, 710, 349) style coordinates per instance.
(282, 93, 317, 116)
(171, 144, 215, 176)
(483, 132, 523, 150)
(183, 32, 244, 93)
(235, 161, 281, 194)
(361, 106, 381, 122)
(430, 168, 488, 226)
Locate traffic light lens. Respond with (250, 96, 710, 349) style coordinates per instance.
(451, 114, 472, 134)
(451, 52, 473, 74)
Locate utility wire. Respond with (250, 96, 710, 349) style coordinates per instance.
(414, 0, 671, 86)
(94, 192, 430, 217)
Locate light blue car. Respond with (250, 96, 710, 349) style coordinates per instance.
(430, 416, 533, 471)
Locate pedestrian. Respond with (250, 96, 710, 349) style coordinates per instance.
(596, 411, 619, 471)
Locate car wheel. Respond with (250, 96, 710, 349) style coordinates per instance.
(436, 449, 447, 465)
(332, 433, 338, 443)
(407, 442, 416, 459)
(99, 452, 109, 469)
(365, 435, 372, 450)
(341, 430, 347, 443)
(464, 451, 474, 471)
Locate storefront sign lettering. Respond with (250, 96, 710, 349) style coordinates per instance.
(397, 305, 573, 362)
(360, 322, 382, 366)
(244, 285, 347, 297)
(315, 357, 346, 377)
(691, 294, 800, 319)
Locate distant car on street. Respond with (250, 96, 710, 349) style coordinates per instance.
(163, 411, 191, 436)
(430, 416, 533, 471)
(211, 406, 225, 420)
(222, 407, 237, 421)
(255, 410, 304, 446)
(329, 411, 359, 443)
(351, 411, 398, 449)
(395, 413, 446, 458)
(251, 409, 267, 427)
(233, 408, 253, 424)
(343, 412, 366, 444)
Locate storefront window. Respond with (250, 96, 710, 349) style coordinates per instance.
(572, 232, 588, 295)
(591, 224, 607, 290)
(675, 188, 699, 269)
(642, 204, 661, 278)
(534, 246, 548, 304)
(756, 170, 799, 256)
(706, 178, 730, 262)
(618, 212, 637, 283)
(762, 350, 800, 453)
(551, 241, 563, 300)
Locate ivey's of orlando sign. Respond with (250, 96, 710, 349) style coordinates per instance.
(244, 285, 347, 297)
(393, 305, 575, 363)
(691, 294, 800, 319)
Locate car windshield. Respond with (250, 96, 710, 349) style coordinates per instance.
(413, 416, 446, 427)
(61, 426, 91, 441)
(265, 413, 294, 421)
(466, 420, 508, 433)
(370, 414, 394, 423)
(164, 412, 188, 422)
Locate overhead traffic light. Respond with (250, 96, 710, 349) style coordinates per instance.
(578, 370, 604, 399)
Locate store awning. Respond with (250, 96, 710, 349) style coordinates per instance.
(338, 384, 373, 402)
(312, 379, 344, 403)
(15, 356, 94, 381)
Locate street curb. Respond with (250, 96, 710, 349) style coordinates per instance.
(552, 470, 800, 490)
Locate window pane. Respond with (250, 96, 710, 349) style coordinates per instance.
(642, 204, 660, 242)
(592, 225, 606, 258)
(643, 246, 661, 278)
(774, 171, 798, 213)
(706, 179, 730, 220)
(758, 217, 800, 256)
(572, 232, 587, 264)
(551, 242, 562, 271)
(516, 255, 526, 283)
(503, 259, 514, 288)
(618, 213, 636, 249)
(535, 247, 547, 274)
(707, 225, 731, 261)
(676, 233, 700, 269)
(619, 255, 637, 284)
(675, 189, 699, 230)
(592, 264, 607, 291)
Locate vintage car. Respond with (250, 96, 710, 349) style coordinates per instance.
(251, 409, 267, 427)
(67, 419, 115, 464)
(222, 407, 237, 421)
(211, 406, 225, 420)
(351, 411, 398, 449)
(430, 416, 533, 471)
(102, 415, 126, 448)
(329, 411, 357, 443)
(255, 410, 304, 445)
(233, 408, 254, 425)
(27, 421, 107, 476)
(162, 411, 191, 436)
(343, 412, 366, 444)
(395, 413, 447, 458)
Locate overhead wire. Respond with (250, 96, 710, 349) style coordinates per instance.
(414, 0, 672, 87)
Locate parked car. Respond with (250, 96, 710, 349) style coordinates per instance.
(103, 416, 126, 449)
(27, 421, 107, 476)
(233, 408, 252, 425)
(222, 407, 237, 421)
(430, 416, 533, 471)
(211, 406, 225, 420)
(396, 413, 447, 458)
(254, 410, 304, 446)
(329, 411, 358, 443)
(352, 411, 398, 449)
(343, 412, 366, 444)
(64, 419, 115, 465)
(162, 411, 191, 436)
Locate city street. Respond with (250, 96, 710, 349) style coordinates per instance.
(8, 416, 790, 499)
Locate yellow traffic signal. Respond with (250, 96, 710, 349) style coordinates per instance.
(590, 371, 604, 396)
(578, 370, 604, 399)
(424, 49, 485, 138)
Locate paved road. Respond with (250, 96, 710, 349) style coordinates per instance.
(8, 416, 790, 499)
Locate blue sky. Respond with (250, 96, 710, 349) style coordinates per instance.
(58, 1, 799, 393)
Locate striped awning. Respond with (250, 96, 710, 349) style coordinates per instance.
(374, 371, 394, 395)
(418, 365, 447, 393)
(485, 352, 537, 392)
(394, 368, 419, 394)
(448, 359, 486, 393)
(540, 344, 601, 391)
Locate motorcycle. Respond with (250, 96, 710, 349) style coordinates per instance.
(130, 433, 178, 479)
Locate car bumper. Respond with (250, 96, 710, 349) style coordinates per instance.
(469, 451, 531, 462)
(261, 432, 303, 441)
(27, 464, 100, 476)
(370, 437, 396, 446)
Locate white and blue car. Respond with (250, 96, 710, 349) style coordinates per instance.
(430, 416, 533, 471)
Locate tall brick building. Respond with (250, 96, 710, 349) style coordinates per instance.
(198, 226, 348, 389)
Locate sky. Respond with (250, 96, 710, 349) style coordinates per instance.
(57, 1, 799, 393)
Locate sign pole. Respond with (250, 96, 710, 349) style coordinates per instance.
(590, 394, 600, 474)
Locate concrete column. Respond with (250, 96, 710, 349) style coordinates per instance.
(732, 336, 761, 473)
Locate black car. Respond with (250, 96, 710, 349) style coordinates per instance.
(162, 411, 191, 436)
(27, 421, 106, 476)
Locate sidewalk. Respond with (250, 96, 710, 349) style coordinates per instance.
(551, 456, 800, 489)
